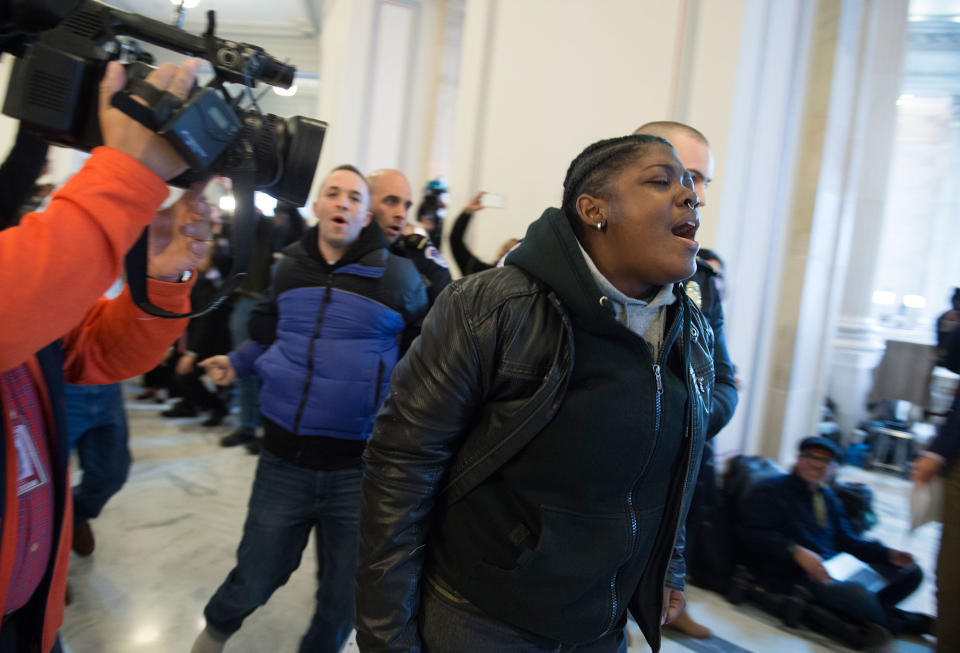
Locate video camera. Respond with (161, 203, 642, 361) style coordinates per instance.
(0, 0, 327, 317)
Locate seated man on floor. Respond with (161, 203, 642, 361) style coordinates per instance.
(742, 436, 932, 640)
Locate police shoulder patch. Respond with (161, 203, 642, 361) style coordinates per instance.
(423, 245, 449, 268)
(685, 280, 703, 309)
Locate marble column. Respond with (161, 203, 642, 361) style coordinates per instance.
(761, 0, 908, 463)
(314, 0, 445, 198)
(711, 0, 818, 461)
(826, 0, 909, 443)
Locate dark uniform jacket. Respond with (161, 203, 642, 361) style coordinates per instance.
(683, 260, 737, 438)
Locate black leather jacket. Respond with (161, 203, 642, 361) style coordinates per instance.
(356, 208, 723, 652)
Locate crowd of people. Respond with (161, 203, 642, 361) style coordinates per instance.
(0, 53, 955, 653)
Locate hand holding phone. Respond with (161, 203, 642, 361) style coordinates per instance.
(480, 193, 505, 209)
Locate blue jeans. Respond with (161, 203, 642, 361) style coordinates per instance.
(204, 450, 362, 653)
(806, 562, 923, 634)
(419, 579, 627, 653)
(229, 296, 262, 432)
(64, 383, 131, 525)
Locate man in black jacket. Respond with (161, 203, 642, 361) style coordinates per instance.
(161, 249, 232, 424)
(633, 121, 738, 638)
(634, 121, 737, 440)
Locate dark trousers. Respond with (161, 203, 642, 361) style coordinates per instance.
(229, 296, 262, 431)
(172, 364, 225, 413)
(0, 608, 62, 653)
(64, 383, 131, 525)
(938, 457, 960, 652)
(805, 562, 923, 634)
(419, 580, 627, 653)
(203, 450, 362, 653)
(684, 440, 717, 570)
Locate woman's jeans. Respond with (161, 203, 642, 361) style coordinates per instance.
(203, 450, 362, 653)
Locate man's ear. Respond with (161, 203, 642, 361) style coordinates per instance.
(363, 210, 373, 227)
(312, 199, 321, 219)
(576, 193, 607, 230)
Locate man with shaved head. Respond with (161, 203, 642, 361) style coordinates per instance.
(191, 165, 427, 653)
(632, 121, 737, 639)
(368, 169, 451, 307)
(634, 122, 714, 208)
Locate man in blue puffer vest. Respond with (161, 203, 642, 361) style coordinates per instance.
(191, 164, 428, 653)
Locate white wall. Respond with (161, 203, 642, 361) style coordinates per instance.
(676, 0, 747, 248)
(447, 0, 749, 273)
(449, 0, 684, 262)
(313, 0, 447, 206)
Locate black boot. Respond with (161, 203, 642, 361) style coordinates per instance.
(890, 607, 935, 636)
(780, 586, 810, 629)
(803, 603, 891, 650)
(726, 565, 752, 605)
(161, 401, 197, 418)
(201, 403, 228, 427)
(219, 429, 256, 447)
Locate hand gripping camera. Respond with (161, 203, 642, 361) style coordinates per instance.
(0, 0, 327, 317)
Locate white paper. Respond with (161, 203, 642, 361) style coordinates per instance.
(910, 477, 944, 530)
(822, 553, 886, 591)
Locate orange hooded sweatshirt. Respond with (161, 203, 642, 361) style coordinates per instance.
(0, 147, 191, 652)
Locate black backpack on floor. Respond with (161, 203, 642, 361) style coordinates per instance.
(832, 481, 877, 536)
(689, 455, 783, 592)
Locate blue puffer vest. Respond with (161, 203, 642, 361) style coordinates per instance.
(229, 225, 427, 443)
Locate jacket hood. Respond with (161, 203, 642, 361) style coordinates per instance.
(291, 223, 389, 269)
(506, 207, 625, 333)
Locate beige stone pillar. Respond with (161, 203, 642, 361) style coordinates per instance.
(756, 0, 909, 462)
(828, 0, 913, 441)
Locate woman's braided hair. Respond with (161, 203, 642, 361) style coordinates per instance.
(561, 133, 670, 232)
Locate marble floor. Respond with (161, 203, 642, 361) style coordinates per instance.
(58, 384, 940, 653)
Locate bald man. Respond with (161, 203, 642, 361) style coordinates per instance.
(368, 169, 452, 307)
(634, 121, 735, 436)
(633, 121, 738, 639)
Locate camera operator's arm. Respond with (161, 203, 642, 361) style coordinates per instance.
(0, 59, 201, 370)
(60, 190, 212, 384)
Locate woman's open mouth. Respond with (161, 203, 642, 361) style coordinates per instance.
(671, 220, 699, 241)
